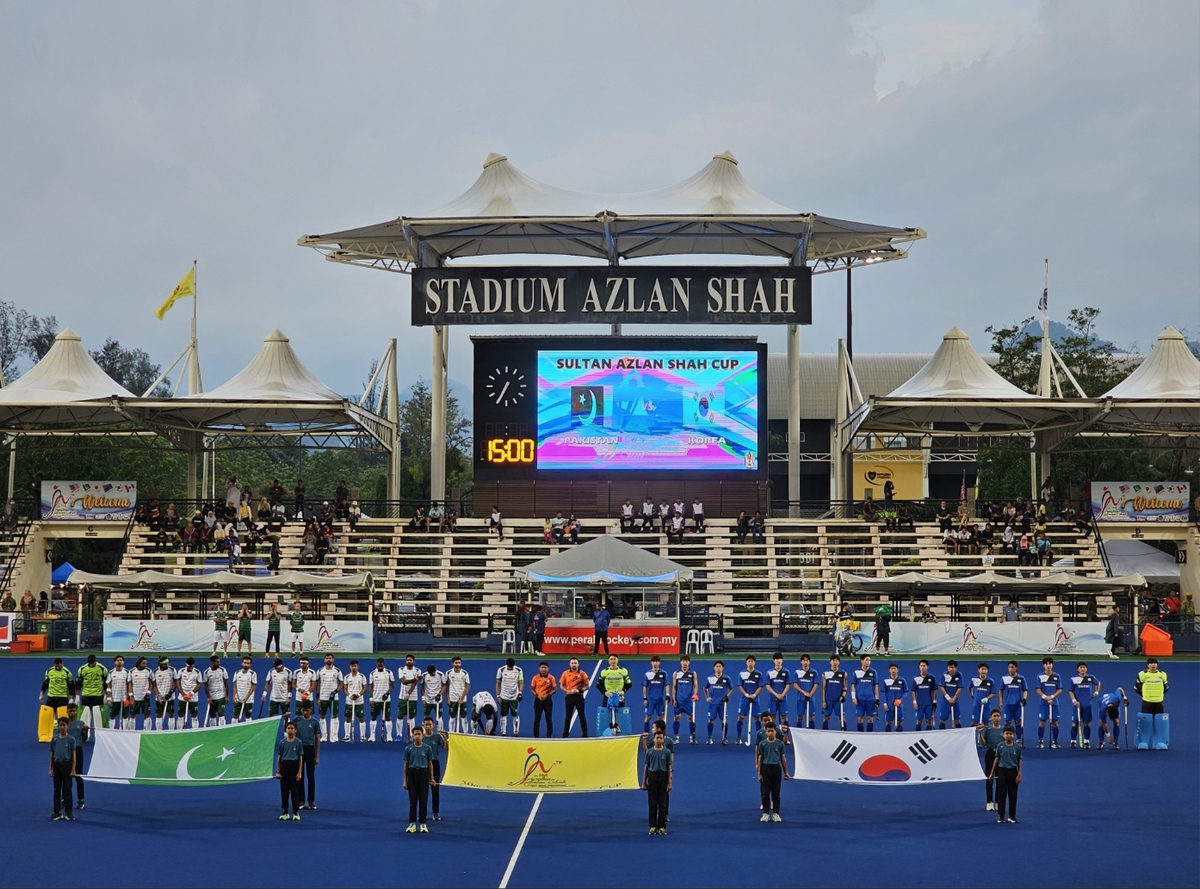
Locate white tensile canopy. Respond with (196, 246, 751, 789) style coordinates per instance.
(846, 327, 1093, 437)
(125, 330, 391, 444)
(1097, 327, 1200, 432)
(836, 571, 1147, 595)
(299, 151, 926, 267)
(515, 534, 693, 586)
(1097, 539, 1181, 583)
(0, 328, 133, 428)
(67, 568, 374, 592)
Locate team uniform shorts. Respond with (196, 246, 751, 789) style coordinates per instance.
(762, 695, 786, 721)
(737, 697, 757, 718)
(422, 701, 442, 721)
(130, 697, 151, 717)
(154, 698, 174, 717)
(1102, 703, 1120, 723)
(855, 700, 877, 719)
(233, 698, 255, 716)
(447, 700, 468, 718)
(915, 702, 935, 722)
(1038, 700, 1061, 721)
(268, 699, 292, 717)
(319, 698, 340, 718)
(81, 695, 104, 710)
(939, 699, 964, 723)
(499, 698, 519, 717)
(344, 699, 365, 719)
(208, 698, 227, 718)
(290, 632, 304, 647)
(396, 699, 418, 719)
(885, 702, 904, 723)
(1074, 704, 1093, 724)
(708, 698, 728, 721)
(972, 698, 995, 724)
(645, 698, 666, 720)
(795, 695, 817, 721)
(177, 697, 199, 717)
(822, 698, 842, 719)
(109, 700, 130, 720)
(371, 700, 392, 720)
(213, 630, 228, 645)
(673, 700, 694, 719)
(1004, 702, 1023, 724)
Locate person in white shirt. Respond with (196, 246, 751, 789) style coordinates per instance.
(128, 656, 154, 731)
(445, 657, 471, 734)
(342, 660, 368, 742)
(231, 657, 258, 722)
(395, 654, 422, 741)
(422, 664, 447, 731)
(174, 657, 204, 729)
(106, 656, 132, 730)
(151, 657, 176, 731)
(620, 499, 636, 533)
(658, 500, 672, 533)
(368, 658, 395, 742)
(204, 656, 230, 727)
(495, 657, 525, 737)
(641, 498, 656, 531)
(668, 513, 686, 543)
(472, 690, 499, 735)
(316, 654, 344, 743)
(262, 659, 294, 719)
(692, 498, 706, 533)
(293, 656, 317, 712)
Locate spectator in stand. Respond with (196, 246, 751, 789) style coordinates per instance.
(658, 499, 672, 533)
(691, 498, 706, 533)
(428, 502, 444, 532)
(936, 501, 953, 532)
(1034, 532, 1052, 566)
(1002, 599, 1025, 622)
(294, 478, 307, 519)
(1074, 499, 1093, 538)
(226, 477, 242, 511)
(0, 590, 15, 612)
(566, 514, 580, 544)
(1040, 476, 1055, 504)
(667, 512, 686, 543)
(489, 506, 504, 541)
(320, 501, 335, 527)
(734, 510, 750, 545)
(542, 518, 554, 544)
(408, 506, 427, 532)
(299, 530, 318, 566)
(444, 504, 457, 533)
(861, 495, 878, 525)
(896, 504, 915, 532)
(334, 480, 350, 520)
(2, 497, 16, 538)
(148, 500, 162, 532)
(1001, 525, 1016, 555)
(268, 533, 281, 573)
(348, 501, 362, 532)
(269, 479, 285, 509)
(237, 499, 253, 531)
(20, 588, 36, 617)
(979, 523, 994, 555)
(751, 510, 766, 544)
(673, 499, 685, 524)
(920, 604, 937, 623)
(257, 497, 272, 522)
(620, 499, 636, 533)
(957, 499, 971, 526)
(531, 605, 547, 656)
(641, 497, 656, 532)
(882, 479, 895, 508)
(1017, 532, 1033, 566)
(550, 512, 567, 544)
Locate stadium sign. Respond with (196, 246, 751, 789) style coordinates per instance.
(412, 266, 812, 326)
(41, 481, 137, 521)
(1090, 481, 1190, 523)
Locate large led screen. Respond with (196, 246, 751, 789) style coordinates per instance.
(536, 349, 760, 470)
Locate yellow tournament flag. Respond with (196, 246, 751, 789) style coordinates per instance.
(442, 734, 640, 793)
(156, 266, 196, 320)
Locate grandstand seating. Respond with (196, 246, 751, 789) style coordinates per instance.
(105, 515, 1108, 638)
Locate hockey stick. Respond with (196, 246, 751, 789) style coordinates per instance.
(1122, 699, 1129, 751)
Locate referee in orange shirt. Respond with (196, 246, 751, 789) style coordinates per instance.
(531, 662, 558, 738)
(560, 657, 590, 737)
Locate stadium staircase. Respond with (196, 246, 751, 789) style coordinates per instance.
(106, 515, 1107, 640)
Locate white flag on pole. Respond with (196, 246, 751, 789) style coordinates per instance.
(791, 726, 984, 784)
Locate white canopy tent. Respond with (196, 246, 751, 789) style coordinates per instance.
(836, 570, 1147, 596)
(1096, 327, 1200, 433)
(67, 568, 374, 592)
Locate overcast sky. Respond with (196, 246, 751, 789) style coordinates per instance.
(2, 0, 1196, 397)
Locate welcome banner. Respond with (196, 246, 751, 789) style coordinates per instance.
(104, 619, 373, 653)
(41, 481, 137, 521)
(86, 718, 279, 785)
(1090, 481, 1190, 523)
(442, 734, 640, 793)
(792, 726, 983, 785)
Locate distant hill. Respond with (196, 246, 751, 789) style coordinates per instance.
(1020, 320, 1114, 349)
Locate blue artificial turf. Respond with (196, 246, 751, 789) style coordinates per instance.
(5, 654, 1197, 888)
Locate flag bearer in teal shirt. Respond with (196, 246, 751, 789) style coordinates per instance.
(978, 709, 1006, 813)
(988, 725, 1023, 823)
(49, 717, 79, 821)
(643, 731, 673, 836)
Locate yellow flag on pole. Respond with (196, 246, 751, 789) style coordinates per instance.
(156, 267, 196, 320)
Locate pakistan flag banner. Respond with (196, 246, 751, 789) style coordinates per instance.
(86, 718, 280, 785)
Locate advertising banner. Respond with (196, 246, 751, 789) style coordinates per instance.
(792, 727, 984, 785)
(414, 265, 812, 326)
(104, 619, 373, 653)
(541, 624, 680, 655)
(442, 734, 640, 793)
(835, 621, 1109, 656)
(41, 481, 137, 521)
(0, 612, 12, 645)
(1090, 481, 1190, 523)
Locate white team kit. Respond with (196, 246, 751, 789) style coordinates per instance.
(343, 671, 368, 742)
(204, 665, 230, 725)
(175, 666, 204, 728)
(495, 665, 523, 736)
(263, 666, 294, 717)
(317, 664, 344, 742)
(423, 669, 447, 729)
(395, 665, 421, 740)
(152, 667, 176, 730)
(446, 667, 471, 733)
(231, 669, 258, 721)
(473, 691, 498, 734)
(369, 667, 396, 742)
(107, 667, 132, 729)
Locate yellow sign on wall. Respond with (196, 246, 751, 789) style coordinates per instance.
(852, 456, 924, 500)
(441, 734, 641, 793)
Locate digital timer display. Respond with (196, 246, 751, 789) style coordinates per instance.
(485, 437, 535, 464)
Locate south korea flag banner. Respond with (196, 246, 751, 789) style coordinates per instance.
(792, 727, 984, 785)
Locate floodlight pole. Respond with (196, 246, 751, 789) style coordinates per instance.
(844, 266, 854, 516)
(787, 227, 812, 518)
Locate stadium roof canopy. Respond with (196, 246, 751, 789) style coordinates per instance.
(0, 328, 133, 429)
(836, 570, 1147, 595)
(298, 151, 926, 270)
(67, 568, 374, 592)
(1095, 327, 1200, 433)
(515, 534, 693, 585)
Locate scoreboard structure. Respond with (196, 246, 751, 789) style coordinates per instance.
(473, 335, 767, 506)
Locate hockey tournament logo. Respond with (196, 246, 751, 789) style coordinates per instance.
(132, 622, 165, 651)
(954, 624, 990, 653)
(311, 622, 346, 652)
(1049, 623, 1081, 653)
(508, 746, 565, 789)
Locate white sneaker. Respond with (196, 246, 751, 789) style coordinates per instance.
(760, 813, 770, 823)
(771, 813, 782, 823)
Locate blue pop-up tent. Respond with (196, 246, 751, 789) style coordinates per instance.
(50, 562, 77, 585)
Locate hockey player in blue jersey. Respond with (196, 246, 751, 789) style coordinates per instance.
(792, 655, 819, 729)
(704, 661, 734, 745)
(1000, 661, 1028, 745)
(1097, 687, 1129, 750)
(911, 660, 938, 731)
(763, 653, 791, 729)
(938, 660, 965, 729)
(1036, 657, 1064, 749)
(851, 654, 879, 732)
(881, 663, 908, 731)
(672, 656, 700, 745)
(735, 655, 764, 745)
(970, 663, 996, 729)
(642, 656, 670, 737)
(1069, 662, 1100, 749)
(821, 655, 848, 730)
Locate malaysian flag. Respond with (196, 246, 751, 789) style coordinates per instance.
(960, 472, 967, 504)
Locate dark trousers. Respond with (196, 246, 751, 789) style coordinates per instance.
(646, 770, 669, 829)
(279, 759, 302, 813)
(533, 698, 554, 737)
(52, 760, 73, 815)
(983, 749, 997, 804)
(301, 744, 317, 805)
(407, 767, 430, 823)
(593, 631, 609, 655)
(431, 760, 441, 815)
(995, 766, 1019, 818)
(265, 630, 280, 654)
(563, 694, 588, 737)
(74, 749, 86, 801)
(760, 762, 782, 814)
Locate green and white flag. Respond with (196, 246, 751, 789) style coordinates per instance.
(86, 718, 281, 786)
